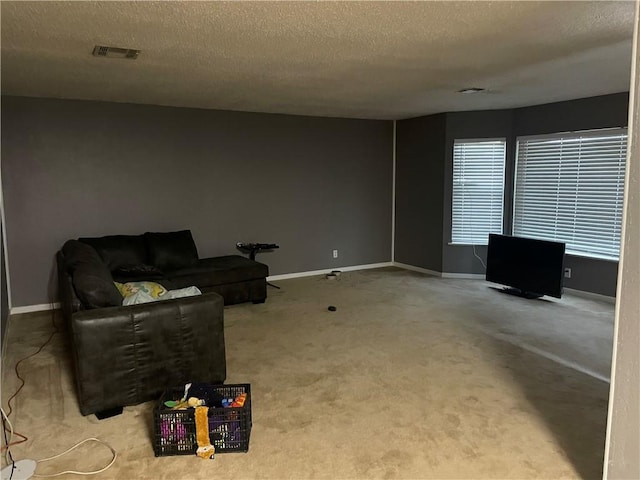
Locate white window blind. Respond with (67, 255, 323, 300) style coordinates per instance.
(452, 139, 506, 244)
(514, 128, 627, 260)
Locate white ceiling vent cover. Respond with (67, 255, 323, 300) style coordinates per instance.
(92, 45, 140, 59)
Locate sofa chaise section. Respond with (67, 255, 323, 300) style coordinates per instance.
(77, 230, 269, 305)
(71, 293, 226, 416)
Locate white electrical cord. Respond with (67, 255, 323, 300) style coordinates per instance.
(2, 296, 116, 478)
(1, 407, 14, 465)
(33, 438, 117, 477)
(472, 244, 487, 270)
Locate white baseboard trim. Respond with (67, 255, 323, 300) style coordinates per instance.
(10, 302, 60, 315)
(392, 263, 485, 280)
(392, 262, 441, 277)
(441, 272, 486, 280)
(268, 262, 393, 282)
(564, 288, 616, 304)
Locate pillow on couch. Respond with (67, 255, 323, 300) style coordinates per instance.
(73, 265, 123, 309)
(115, 281, 168, 299)
(115, 282, 200, 306)
(62, 240, 123, 309)
(62, 239, 103, 269)
(144, 230, 199, 271)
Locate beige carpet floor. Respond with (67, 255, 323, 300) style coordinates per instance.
(1, 267, 614, 479)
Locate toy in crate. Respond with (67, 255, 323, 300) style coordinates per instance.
(154, 383, 251, 458)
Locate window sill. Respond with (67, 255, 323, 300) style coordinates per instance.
(448, 242, 488, 247)
(565, 252, 619, 263)
(447, 245, 618, 262)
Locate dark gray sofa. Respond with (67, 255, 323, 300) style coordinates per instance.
(75, 230, 269, 305)
(56, 230, 268, 417)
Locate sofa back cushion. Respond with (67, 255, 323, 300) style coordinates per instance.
(144, 230, 199, 271)
(79, 235, 148, 271)
(62, 240, 123, 309)
(112, 263, 164, 283)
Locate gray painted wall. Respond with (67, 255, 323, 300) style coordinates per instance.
(394, 114, 446, 271)
(1, 96, 393, 307)
(512, 93, 630, 137)
(442, 109, 515, 275)
(2, 92, 628, 306)
(436, 93, 627, 297)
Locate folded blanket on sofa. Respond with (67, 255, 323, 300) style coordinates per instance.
(123, 286, 202, 306)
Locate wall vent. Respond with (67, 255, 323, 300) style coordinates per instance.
(92, 45, 140, 59)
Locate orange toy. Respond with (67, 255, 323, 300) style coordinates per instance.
(195, 406, 215, 459)
(231, 393, 247, 408)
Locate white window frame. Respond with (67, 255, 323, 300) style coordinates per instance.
(451, 138, 506, 245)
(513, 128, 627, 261)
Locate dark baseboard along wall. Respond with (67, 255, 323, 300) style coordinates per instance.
(396, 92, 629, 298)
(1, 96, 393, 307)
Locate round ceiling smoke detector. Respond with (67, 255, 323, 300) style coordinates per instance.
(458, 87, 486, 94)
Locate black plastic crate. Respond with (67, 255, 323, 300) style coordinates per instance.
(153, 383, 252, 457)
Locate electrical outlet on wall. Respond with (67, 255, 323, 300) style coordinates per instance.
(564, 267, 572, 279)
(332, 249, 338, 259)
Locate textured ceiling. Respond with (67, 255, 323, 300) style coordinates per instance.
(0, 1, 636, 120)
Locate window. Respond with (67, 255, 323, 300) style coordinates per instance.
(452, 139, 506, 244)
(514, 128, 627, 260)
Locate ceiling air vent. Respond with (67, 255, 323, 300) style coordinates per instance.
(92, 45, 140, 59)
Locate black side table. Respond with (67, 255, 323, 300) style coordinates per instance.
(236, 243, 280, 289)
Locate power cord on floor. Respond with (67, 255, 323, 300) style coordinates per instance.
(1, 409, 16, 479)
(1, 431, 116, 479)
(2, 311, 58, 450)
(1, 408, 14, 466)
(2, 292, 117, 478)
(32, 438, 117, 477)
(3, 273, 61, 451)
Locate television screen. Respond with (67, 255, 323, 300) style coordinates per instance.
(486, 234, 566, 298)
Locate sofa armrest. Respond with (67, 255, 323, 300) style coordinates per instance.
(56, 251, 83, 325)
(70, 292, 226, 416)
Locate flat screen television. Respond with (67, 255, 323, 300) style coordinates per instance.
(486, 234, 566, 299)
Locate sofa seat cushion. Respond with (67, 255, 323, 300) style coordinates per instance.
(79, 235, 148, 271)
(166, 255, 268, 289)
